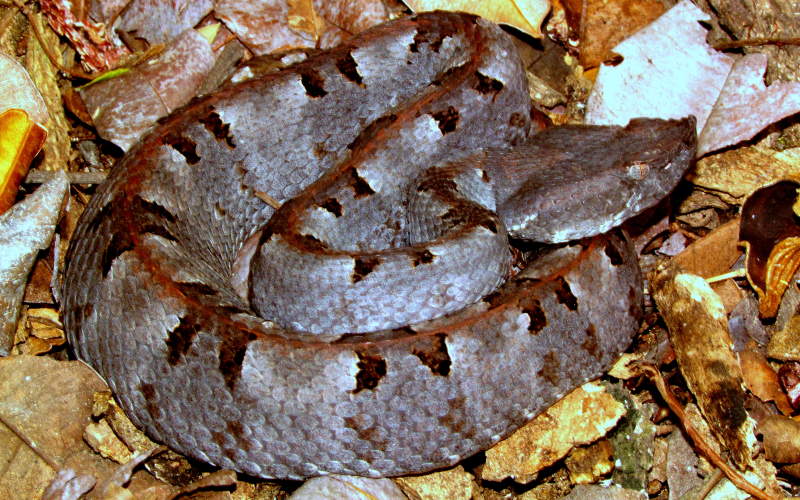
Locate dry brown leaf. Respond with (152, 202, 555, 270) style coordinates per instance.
(288, 0, 328, 40)
(671, 218, 742, 278)
(767, 316, 800, 362)
(739, 180, 800, 318)
(739, 346, 793, 415)
(689, 146, 800, 203)
(650, 265, 757, 470)
(403, 0, 549, 38)
(759, 416, 800, 464)
(395, 465, 477, 500)
(0, 356, 112, 499)
(579, 0, 663, 68)
(0, 109, 47, 214)
(482, 381, 625, 483)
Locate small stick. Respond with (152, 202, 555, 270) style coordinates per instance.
(24, 170, 108, 185)
(638, 362, 777, 500)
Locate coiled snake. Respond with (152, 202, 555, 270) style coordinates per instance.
(63, 12, 696, 479)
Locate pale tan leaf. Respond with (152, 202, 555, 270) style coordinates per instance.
(402, 0, 549, 38)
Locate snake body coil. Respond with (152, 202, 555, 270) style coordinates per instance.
(64, 12, 696, 479)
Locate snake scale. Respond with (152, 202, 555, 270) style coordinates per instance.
(63, 12, 697, 479)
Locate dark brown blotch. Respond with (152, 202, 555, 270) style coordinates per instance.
(629, 285, 642, 319)
(319, 197, 343, 217)
(218, 329, 257, 391)
(411, 249, 435, 266)
(477, 217, 498, 234)
(537, 350, 561, 387)
(227, 420, 246, 439)
(352, 351, 387, 393)
(417, 174, 457, 193)
(300, 68, 328, 98)
(352, 256, 381, 283)
(475, 72, 504, 97)
(133, 196, 176, 224)
(298, 233, 331, 252)
(335, 52, 363, 85)
(165, 315, 200, 365)
(140, 382, 166, 421)
(412, 333, 451, 376)
(410, 26, 448, 53)
(508, 112, 526, 128)
(430, 105, 459, 134)
(392, 325, 417, 336)
(346, 167, 375, 198)
(101, 232, 133, 277)
(604, 240, 624, 266)
(198, 110, 235, 149)
(519, 296, 547, 333)
(582, 323, 600, 359)
(554, 276, 578, 311)
(164, 130, 200, 165)
(173, 282, 219, 297)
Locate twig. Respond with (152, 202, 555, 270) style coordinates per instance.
(713, 37, 800, 51)
(638, 362, 777, 500)
(12, 0, 97, 80)
(24, 169, 108, 184)
(254, 189, 282, 209)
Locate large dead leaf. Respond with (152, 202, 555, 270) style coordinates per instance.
(79, 29, 216, 151)
(0, 172, 66, 355)
(403, 0, 549, 38)
(0, 356, 111, 499)
(586, 0, 734, 130)
(697, 54, 800, 157)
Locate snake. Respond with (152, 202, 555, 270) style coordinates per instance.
(62, 12, 697, 480)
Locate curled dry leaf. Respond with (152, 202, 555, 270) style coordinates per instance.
(650, 265, 757, 470)
(0, 109, 48, 214)
(79, 29, 216, 151)
(0, 171, 67, 356)
(739, 180, 800, 318)
(403, 0, 549, 38)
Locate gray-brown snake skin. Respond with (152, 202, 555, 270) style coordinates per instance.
(63, 12, 697, 479)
